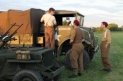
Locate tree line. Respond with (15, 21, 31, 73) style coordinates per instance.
(63, 20, 123, 32)
(91, 23, 123, 32)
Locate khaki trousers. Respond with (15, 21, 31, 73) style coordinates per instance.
(100, 41, 111, 69)
(70, 43, 84, 75)
(44, 26, 55, 48)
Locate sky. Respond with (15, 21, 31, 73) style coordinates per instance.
(0, 0, 123, 27)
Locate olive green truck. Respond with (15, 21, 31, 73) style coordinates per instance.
(0, 8, 98, 81)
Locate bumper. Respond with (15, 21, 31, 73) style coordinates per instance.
(43, 66, 65, 79)
(51, 66, 65, 78)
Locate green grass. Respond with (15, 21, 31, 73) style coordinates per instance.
(58, 32, 123, 81)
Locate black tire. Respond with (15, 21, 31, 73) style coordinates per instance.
(53, 75, 60, 81)
(89, 52, 94, 61)
(65, 49, 72, 70)
(13, 70, 43, 81)
(88, 48, 95, 61)
(83, 50, 90, 69)
(65, 49, 90, 70)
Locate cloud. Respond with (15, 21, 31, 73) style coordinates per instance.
(0, 0, 123, 27)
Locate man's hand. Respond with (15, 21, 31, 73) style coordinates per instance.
(70, 39, 73, 44)
(105, 43, 109, 48)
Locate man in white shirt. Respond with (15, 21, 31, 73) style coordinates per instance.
(40, 8, 57, 48)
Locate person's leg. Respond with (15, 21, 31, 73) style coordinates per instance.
(45, 28, 50, 48)
(70, 48, 79, 75)
(68, 47, 78, 78)
(78, 44, 84, 75)
(100, 41, 106, 68)
(101, 49, 107, 69)
(100, 42, 111, 72)
(104, 45, 112, 69)
(49, 28, 55, 48)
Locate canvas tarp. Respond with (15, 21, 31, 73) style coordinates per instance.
(0, 11, 8, 35)
(8, 10, 31, 35)
(0, 9, 45, 35)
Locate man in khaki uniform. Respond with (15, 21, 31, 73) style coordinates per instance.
(40, 8, 56, 48)
(68, 20, 84, 78)
(100, 21, 112, 72)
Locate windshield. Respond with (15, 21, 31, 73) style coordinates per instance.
(62, 16, 84, 26)
(55, 13, 84, 26)
(76, 15, 84, 26)
(63, 17, 74, 26)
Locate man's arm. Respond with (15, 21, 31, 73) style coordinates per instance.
(106, 30, 111, 44)
(40, 15, 44, 22)
(53, 16, 57, 25)
(70, 29, 75, 43)
(82, 30, 85, 42)
(106, 30, 111, 48)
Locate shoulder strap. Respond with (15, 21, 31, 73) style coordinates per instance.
(46, 16, 52, 26)
(104, 29, 107, 38)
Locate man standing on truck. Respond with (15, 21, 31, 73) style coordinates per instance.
(68, 20, 84, 78)
(40, 7, 57, 48)
(100, 21, 112, 72)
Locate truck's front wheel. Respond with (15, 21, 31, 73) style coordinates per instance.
(13, 70, 43, 81)
(65, 49, 90, 70)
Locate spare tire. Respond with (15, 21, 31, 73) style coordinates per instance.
(65, 49, 90, 70)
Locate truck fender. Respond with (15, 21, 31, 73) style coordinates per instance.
(57, 37, 70, 58)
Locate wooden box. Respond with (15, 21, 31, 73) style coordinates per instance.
(20, 34, 33, 45)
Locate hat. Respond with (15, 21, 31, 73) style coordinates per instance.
(102, 21, 108, 27)
(74, 20, 80, 26)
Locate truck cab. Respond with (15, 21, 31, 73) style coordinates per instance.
(54, 10, 99, 69)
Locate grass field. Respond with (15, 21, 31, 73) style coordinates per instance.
(58, 32, 123, 81)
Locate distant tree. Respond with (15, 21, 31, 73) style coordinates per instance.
(96, 27, 102, 32)
(121, 25, 123, 31)
(108, 23, 118, 31)
(93, 23, 123, 32)
(117, 28, 122, 31)
(92, 27, 96, 32)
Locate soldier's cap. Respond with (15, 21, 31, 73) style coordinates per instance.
(102, 21, 108, 27)
(74, 20, 80, 26)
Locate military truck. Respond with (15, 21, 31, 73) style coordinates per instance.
(53, 10, 99, 69)
(0, 9, 98, 70)
(0, 48, 64, 81)
(0, 9, 64, 81)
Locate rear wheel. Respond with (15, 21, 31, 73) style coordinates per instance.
(83, 51, 90, 69)
(13, 70, 43, 81)
(65, 49, 90, 70)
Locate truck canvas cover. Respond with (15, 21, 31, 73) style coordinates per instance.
(0, 8, 45, 35)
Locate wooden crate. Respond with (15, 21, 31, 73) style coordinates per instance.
(20, 34, 33, 45)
